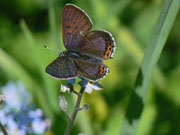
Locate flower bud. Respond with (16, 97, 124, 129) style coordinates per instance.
(81, 104, 89, 111)
(59, 96, 68, 111)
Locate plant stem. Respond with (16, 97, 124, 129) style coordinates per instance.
(64, 87, 85, 135)
(0, 121, 8, 135)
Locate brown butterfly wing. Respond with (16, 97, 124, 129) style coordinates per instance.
(78, 30, 115, 60)
(46, 56, 78, 79)
(62, 4, 92, 50)
(74, 59, 109, 82)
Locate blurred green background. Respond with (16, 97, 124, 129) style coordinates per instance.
(0, 0, 179, 135)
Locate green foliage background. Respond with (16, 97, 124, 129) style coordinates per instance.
(0, 0, 179, 135)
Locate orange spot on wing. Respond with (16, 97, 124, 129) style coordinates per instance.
(104, 43, 113, 59)
(107, 46, 112, 53)
(98, 65, 105, 76)
(104, 53, 110, 59)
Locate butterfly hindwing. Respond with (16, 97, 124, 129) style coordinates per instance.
(62, 4, 92, 50)
(74, 59, 109, 82)
(46, 56, 78, 79)
(77, 30, 115, 60)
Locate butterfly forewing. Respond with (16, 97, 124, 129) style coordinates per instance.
(46, 56, 78, 79)
(62, 4, 92, 50)
(77, 30, 115, 60)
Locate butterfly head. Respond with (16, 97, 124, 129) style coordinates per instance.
(59, 51, 66, 57)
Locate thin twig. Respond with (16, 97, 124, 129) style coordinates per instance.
(64, 111, 71, 121)
(72, 90, 79, 96)
(0, 121, 8, 135)
(64, 87, 85, 135)
(78, 108, 83, 111)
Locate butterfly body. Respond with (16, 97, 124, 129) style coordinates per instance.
(59, 51, 80, 59)
(60, 50, 102, 64)
(46, 4, 115, 82)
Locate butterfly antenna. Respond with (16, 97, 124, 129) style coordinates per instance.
(44, 45, 62, 52)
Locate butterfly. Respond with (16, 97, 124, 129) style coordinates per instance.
(46, 4, 115, 82)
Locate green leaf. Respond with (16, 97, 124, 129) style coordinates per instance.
(103, 111, 124, 135)
(120, 0, 180, 134)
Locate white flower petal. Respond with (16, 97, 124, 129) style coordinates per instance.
(61, 84, 71, 92)
(84, 87, 93, 94)
(84, 82, 102, 94)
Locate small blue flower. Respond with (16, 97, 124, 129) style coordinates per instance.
(0, 81, 51, 135)
(61, 78, 103, 94)
(79, 80, 103, 94)
(1, 81, 32, 112)
(32, 118, 50, 134)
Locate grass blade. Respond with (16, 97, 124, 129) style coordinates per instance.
(48, 0, 59, 48)
(120, 0, 180, 134)
(20, 20, 59, 113)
